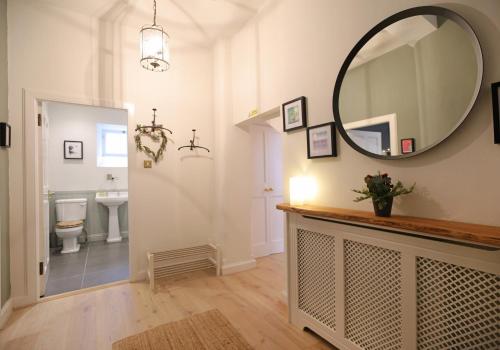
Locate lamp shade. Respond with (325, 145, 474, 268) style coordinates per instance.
(140, 25, 170, 72)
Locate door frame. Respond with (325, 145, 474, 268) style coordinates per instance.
(18, 89, 136, 306)
(344, 113, 399, 156)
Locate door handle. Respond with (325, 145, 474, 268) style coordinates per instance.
(264, 188, 274, 192)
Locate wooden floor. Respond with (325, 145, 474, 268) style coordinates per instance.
(0, 254, 336, 350)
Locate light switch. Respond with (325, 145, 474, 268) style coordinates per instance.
(144, 160, 152, 168)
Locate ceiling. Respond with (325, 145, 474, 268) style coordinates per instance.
(32, 0, 267, 45)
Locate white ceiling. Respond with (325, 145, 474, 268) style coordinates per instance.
(350, 15, 439, 69)
(32, 0, 266, 45)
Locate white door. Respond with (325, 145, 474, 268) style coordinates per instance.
(250, 125, 284, 258)
(347, 129, 382, 154)
(39, 103, 50, 296)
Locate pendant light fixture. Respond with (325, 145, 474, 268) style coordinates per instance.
(140, 0, 170, 72)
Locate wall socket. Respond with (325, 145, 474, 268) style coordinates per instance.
(144, 160, 152, 168)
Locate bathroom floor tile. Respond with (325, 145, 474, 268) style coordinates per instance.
(82, 266, 129, 288)
(48, 260, 86, 280)
(45, 274, 83, 296)
(44, 240, 129, 297)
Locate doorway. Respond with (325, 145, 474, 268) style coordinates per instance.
(38, 101, 130, 297)
(250, 123, 285, 258)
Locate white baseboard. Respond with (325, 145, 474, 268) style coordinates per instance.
(134, 270, 147, 282)
(0, 298, 13, 329)
(12, 295, 35, 309)
(87, 231, 129, 242)
(281, 289, 288, 303)
(135, 259, 256, 281)
(222, 259, 256, 275)
(271, 240, 284, 254)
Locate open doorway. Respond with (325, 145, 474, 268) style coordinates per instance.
(38, 101, 129, 297)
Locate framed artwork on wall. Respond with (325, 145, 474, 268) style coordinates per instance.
(282, 96, 307, 132)
(307, 122, 337, 158)
(492, 82, 500, 144)
(401, 138, 416, 154)
(0, 122, 11, 148)
(64, 140, 83, 159)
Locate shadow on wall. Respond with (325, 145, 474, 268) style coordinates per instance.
(396, 186, 447, 219)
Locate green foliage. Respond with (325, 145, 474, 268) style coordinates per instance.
(353, 172, 415, 210)
(134, 125, 168, 163)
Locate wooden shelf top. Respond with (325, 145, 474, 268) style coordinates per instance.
(277, 203, 500, 248)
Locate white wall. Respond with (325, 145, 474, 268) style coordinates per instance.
(224, 0, 500, 230)
(8, 0, 215, 302)
(46, 101, 128, 192)
(213, 40, 253, 266)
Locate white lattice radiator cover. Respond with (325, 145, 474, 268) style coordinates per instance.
(344, 240, 402, 349)
(297, 229, 336, 330)
(286, 214, 500, 350)
(416, 257, 499, 350)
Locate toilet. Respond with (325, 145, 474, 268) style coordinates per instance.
(55, 198, 87, 254)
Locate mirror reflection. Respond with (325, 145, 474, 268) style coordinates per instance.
(338, 14, 480, 157)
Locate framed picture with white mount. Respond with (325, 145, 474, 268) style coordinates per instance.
(64, 140, 83, 159)
(307, 122, 337, 159)
(492, 82, 500, 144)
(282, 96, 307, 132)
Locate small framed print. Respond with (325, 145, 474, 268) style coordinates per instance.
(307, 122, 337, 158)
(401, 138, 416, 154)
(492, 82, 500, 144)
(0, 122, 11, 148)
(282, 96, 307, 132)
(64, 141, 83, 159)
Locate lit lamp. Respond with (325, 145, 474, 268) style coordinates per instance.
(140, 0, 170, 72)
(289, 176, 317, 206)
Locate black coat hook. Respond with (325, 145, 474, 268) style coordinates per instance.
(178, 129, 210, 152)
(135, 108, 173, 134)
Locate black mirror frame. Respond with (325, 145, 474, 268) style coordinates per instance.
(332, 6, 483, 160)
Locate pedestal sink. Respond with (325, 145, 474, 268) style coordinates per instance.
(96, 191, 128, 243)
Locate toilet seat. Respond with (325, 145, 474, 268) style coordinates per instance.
(56, 220, 83, 229)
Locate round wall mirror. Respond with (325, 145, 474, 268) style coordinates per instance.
(332, 6, 483, 159)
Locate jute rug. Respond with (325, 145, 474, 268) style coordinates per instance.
(112, 309, 253, 350)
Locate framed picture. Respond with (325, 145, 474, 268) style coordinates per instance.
(64, 141, 83, 159)
(492, 82, 500, 144)
(0, 122, 11, 148)
(282, 96, 307, 132)
(401, 138, 416, 154)
(307, 122, 337, 158)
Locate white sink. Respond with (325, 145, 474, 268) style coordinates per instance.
(96, 191, 128, 243)
(96, 191, 128, 205)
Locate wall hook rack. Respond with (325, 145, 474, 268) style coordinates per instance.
(135, 108, 173, 134)
(177, 129, 210, 152)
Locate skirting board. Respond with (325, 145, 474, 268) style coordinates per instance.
(136, 259, 257, 281)
(222, 259, 256, 275)
(134, 270, 147, 282)
(0, 298, 13, 330)
(87, 231, 129, 242)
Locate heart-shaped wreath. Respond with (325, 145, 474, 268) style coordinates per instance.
(134, 125, 168, 163)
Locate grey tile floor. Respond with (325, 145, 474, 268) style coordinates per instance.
(44, 239, 129, 297)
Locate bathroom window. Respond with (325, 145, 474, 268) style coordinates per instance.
(97, 123, 128, 167)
